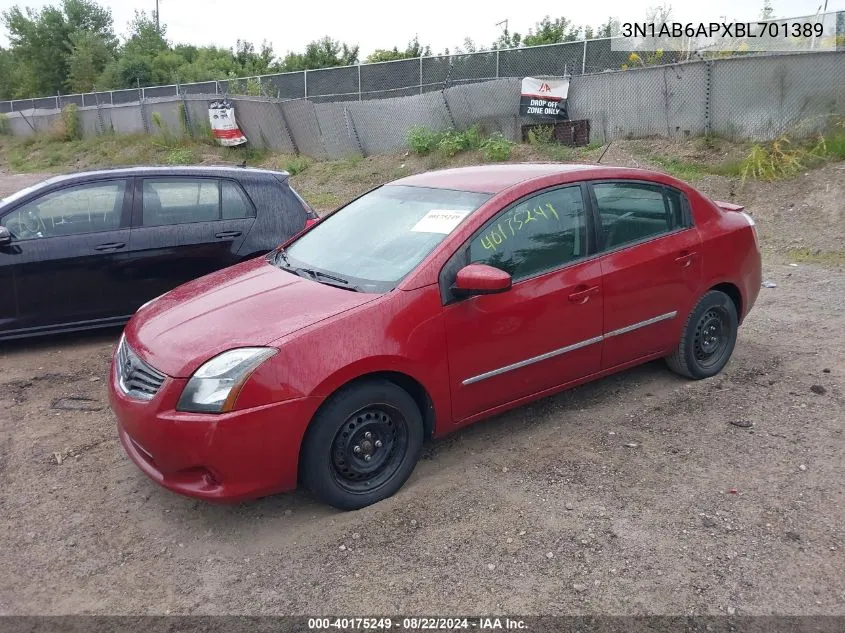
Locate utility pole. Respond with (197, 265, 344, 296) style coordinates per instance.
(155, 0, 160, 33)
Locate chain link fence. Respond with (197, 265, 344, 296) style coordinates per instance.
(0, 37, 732, 114)
(1, 51, 843, 160)
(2, 9, 844, 114)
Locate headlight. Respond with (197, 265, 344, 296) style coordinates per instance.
(177, 348, 277, 414)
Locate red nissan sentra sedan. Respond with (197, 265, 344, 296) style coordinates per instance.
(109, 163, 762, 510)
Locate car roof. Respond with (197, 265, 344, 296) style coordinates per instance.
(388, 163, 664, 194)
(35, 165, 289, 188)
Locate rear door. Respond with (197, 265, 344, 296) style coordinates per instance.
(588, 180, 702, 369)
(125, 176, 256, 306)
(0, 179, 132, 335)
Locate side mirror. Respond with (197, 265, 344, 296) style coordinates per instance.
(0, 226, 11, 246)
(452, 263, 512, 297)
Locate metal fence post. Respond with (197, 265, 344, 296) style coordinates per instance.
(582, 40, 587, 74)
(419, 56, 423, 94)
(496, 50, 500, 78)
(704, 60, 714, 136)
(304, 70, 308, 99)
(358, 64, 362, 101)
(55, 93, 60, 110)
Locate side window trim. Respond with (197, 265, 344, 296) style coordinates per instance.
(586, 179, 694, 254)
(1, 178, 130, 240)
(439, 182, 594, 305)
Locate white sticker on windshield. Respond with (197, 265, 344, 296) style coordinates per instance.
(410, 209, 470, 234)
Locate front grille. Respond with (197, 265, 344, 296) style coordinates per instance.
(116, 337, 167, 401)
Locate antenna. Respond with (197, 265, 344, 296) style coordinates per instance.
(597, 141, 612, 164)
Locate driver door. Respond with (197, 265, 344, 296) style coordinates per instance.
(442, 184, 605, 422)
(0, 179, 132, 335)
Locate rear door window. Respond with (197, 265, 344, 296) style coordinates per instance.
(591, 182, 687, 250)
(221, 180, 254, 220)
(141, 178, 254, 226)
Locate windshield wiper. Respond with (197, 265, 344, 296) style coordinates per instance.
(271, 247, 290, 266)
(301, 269, 364, 292)
(271, 250, 362, 291)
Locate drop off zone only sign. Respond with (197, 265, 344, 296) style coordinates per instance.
(519, 77, 570, 119)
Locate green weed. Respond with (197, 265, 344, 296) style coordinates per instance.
(284, 155, 310, 175)
(165, 147, 197, 165)
(481, 134, 514, 161)
(407, 126, 442, 155)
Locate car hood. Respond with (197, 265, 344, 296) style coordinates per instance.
(125, 257, 380, 377)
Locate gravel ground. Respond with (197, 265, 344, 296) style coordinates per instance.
(1, 156, 843, 616)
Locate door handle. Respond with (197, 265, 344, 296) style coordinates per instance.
(215, 231, 242, 239)
(674, 251, 697, 267)
(94, 242, 126, 252)
(568, 285, 600, 303)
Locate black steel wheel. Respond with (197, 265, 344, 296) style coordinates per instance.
(330, 405, 409, 493)
(300, 380, 423, 510)
(666, 290, 738, 379)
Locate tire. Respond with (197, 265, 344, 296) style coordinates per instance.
(666, 290, 738, 380)
(300, 379, 424, 510)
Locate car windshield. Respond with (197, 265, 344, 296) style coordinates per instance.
(280, 185, 491, 293)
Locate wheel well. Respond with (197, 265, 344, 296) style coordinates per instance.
(710, 282, 742, 318)
(297, 372, 436, 486)
(314, 372, 436, 440)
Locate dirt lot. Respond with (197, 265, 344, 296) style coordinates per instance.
(1, 149, 844, 616)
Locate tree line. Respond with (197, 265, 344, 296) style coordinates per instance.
(0, 0, 624, 100)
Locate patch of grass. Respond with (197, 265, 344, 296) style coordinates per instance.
(527, 125, 555, 146)
(651, 157, 710, 180)
(303, 191, 341, 210)
(649, 154, 745, 181)
(437, 126, 485, 157)
(739, 119, 845, 183)
(538, 143, 577, 162)
(59, 104, 82, 142)
(785, 247, 845, 266)
(407, 126, 442, 155)
(284, 155, 310, 175)
(0, 113, 9, 136)
(481, 134, 514, 161)
(222, 145, 267, 164)
(740, 137, 809, 182)
(165, 147, 197, 165)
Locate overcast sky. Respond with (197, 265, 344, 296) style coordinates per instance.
(0, 0, 842, 57)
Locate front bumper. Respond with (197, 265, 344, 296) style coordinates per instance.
(108, 359, 321, 502)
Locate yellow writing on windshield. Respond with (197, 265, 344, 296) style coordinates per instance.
(480, 202, 560, 251)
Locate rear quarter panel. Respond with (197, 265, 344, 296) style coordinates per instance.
(689, 190, 762, 322)
(237, 175, 307, 259)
